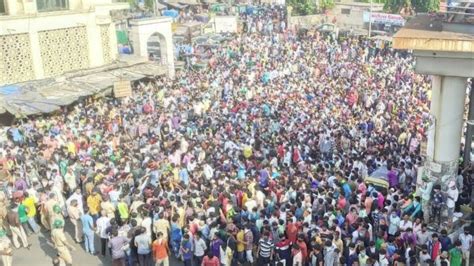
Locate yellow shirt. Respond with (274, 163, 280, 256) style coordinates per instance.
(87, 195, 102, 215)
(22, 197, 36, 217)
(243, 146, 252, 159)
(94, 173, 104, 183)
(236, 230, 245, 252)
(67, 142, 76, 155)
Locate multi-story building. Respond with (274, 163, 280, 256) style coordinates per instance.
(0, 0, 129, 86)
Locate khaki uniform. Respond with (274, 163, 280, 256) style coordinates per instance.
(67, 205, 83, 242)
(43, 199, 58, 230)
(0, 237, 12, 266)
(51, 228, 73, 265)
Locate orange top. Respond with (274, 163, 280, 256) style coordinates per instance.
(152, 239, 168, 260)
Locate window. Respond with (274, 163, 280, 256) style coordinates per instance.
(36, 0, 69, 12)
(0, 0, 6, 14)
(341, 8, 351, 15)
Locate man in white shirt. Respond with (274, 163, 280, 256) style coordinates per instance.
(388, 212, 400, 236)
(193, 232, 207, 266)
(446, 181, 459, 222)
(459, 227, 472, 266)
(141, 210, 153, 238)
(399, 215, 413, 232)
(96, 210, 111, 257)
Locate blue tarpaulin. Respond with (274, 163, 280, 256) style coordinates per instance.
(163, 9, 179, 18)
(0, 85, 20, 95)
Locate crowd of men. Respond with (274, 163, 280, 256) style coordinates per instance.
(0, 5, 472, 266)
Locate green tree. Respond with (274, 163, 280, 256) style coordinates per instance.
(384, 0, 439, 13)
(319, 0, 335, 11)
(412, 0, 439, 12)
(288, 0, 317, 15)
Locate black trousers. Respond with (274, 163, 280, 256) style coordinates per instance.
(101, 238, 108, 256)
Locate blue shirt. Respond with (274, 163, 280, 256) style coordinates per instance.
(181, 240, 193, 260)
(81, 214, 94, 233)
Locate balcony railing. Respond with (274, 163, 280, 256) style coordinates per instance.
(36, 0, 69, 12)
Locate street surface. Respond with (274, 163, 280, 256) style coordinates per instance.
(14, 221, 111, 266)
(13, 221, 181, 266)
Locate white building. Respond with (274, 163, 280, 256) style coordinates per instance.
(0, 0, 129, 86)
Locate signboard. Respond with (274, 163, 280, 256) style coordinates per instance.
(363, 12, 405, 26)
(114, 80, 132, 98)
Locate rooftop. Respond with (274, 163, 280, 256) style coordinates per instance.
(393, 14, 474, 52)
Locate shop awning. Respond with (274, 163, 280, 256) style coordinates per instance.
(0, 62, 167, 117)
(166, 2, 188, 9)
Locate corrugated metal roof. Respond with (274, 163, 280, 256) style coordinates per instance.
(393, 28, 474, 52)
(393, 14, 474, 52)
(0, 62, 167, 117)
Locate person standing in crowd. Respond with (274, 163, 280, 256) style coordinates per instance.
(87, 190, 102, 222)
(257, 231, 274, 265)
(51, 219, 75, 266)
(22, 191, 40, 234)
(6, 206, 29, 249)
(180, 234, 193, 266)
(0, 229, 12, 266)
(449, 240, 463, 266)
(135, 226, 152, 266)
(109, 229, 129, 266)
(96, 210, 111, 257)
(81, 208, 96, 255)
(152, 232, 169, 266)
(193, 231, 207, 266)
(458, 227, 472, 266)
(201, 251, 220, 266)
(67, 199, 83, 243)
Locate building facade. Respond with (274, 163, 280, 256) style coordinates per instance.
(0, 0, 129, 86)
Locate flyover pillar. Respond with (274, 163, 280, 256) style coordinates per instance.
(427, 75, 467, 181)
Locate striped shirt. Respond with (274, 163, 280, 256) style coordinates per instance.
(258, 238, 274, 258)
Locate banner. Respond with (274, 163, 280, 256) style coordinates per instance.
(363, 12, 405, 26)
(114, 80, 132, 98)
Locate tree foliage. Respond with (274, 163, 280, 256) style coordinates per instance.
(288, 0, 317, 16)
(384, 0, 440, 13)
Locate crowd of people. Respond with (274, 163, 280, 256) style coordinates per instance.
(0, 4, 472, 266)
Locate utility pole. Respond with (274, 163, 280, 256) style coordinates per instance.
(368, 0, 373, 38)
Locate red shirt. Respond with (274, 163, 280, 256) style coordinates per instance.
(286, 222, 299, 244)
(296, 240, 308, 262)
(202, 256, 220, 266)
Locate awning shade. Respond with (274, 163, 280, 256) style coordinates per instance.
(0, 62, 167, 117)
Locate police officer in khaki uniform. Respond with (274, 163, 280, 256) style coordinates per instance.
(50, 205, 64, 229)
(51, 219, 75, 266)
(0, 229, 12, 266)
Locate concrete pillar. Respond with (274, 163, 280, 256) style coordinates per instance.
(87, 23, 105, 68)
(463, 81, 474, 166)
(29, 31, 45, 80)
(427, 75, 467, 181)
(5, 0, 19, 15)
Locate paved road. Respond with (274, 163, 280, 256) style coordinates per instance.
(12, 221, 182, 266)
(13, 221, 111, 266)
